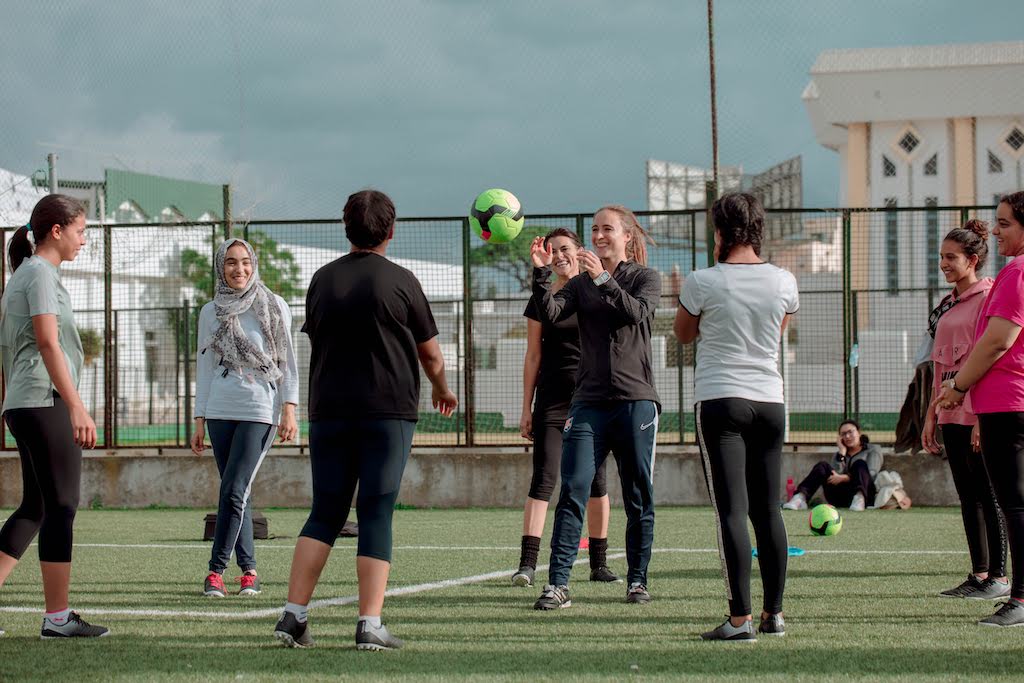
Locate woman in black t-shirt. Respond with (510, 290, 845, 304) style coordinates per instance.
(512, 229, 617, 588)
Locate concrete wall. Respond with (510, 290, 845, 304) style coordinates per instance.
(0, 447, 957, 509)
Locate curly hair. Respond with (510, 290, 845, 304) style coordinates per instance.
(999, 191, 1024, 227)
(711, 192, 764, 262)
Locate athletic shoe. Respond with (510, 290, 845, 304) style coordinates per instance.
(274, 612, 315, 648)
(626, 583, 651, 604)
(534, 584, 571, 610)
(758, 613, 786, 637)
(968, 578, 1012, 601)
(40, 612, 110, 639)
(590, 566, 623, 583)
(0, 626, 5, 637)
(782, 493, 807, 511)
(979, 600, 1024, 627)
(356, 621, 404, 651)
(701, 617, 757, 642)
(511, 566, 535, 587)
(237, 574, 261, 596)
(939, 574, 985, 599)
(849, 493, 866, 512)
(203, 572, 226, 598)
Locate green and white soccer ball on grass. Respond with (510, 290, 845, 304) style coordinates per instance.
(469, 188, 524, 244)
(809, 503, 843, 536)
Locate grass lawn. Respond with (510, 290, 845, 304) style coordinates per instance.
(0, 507, 1017, 682)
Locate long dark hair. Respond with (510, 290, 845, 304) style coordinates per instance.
(943, 218, 989, 273)
(711, 192, 764, 262)
(9, 194, 86, 272)
(1000, 191, 1024, 227)
(543, 227, 582, 249)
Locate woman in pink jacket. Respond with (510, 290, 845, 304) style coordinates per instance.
(923, 219, 1008, 601)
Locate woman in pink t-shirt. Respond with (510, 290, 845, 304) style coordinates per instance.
(922, 220, 1008, 601)
(937, 191, 1024, 628)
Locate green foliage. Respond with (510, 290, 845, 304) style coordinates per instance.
(78, 327, 102, 365)
(468, 225, 556, 292)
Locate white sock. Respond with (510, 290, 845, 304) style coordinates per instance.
(359, 615, 382, 629)
(45, 608, 71, 625)
(284, 602, 308, 624)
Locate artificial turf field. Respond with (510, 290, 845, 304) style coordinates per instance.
(0, 507, 1019, 682)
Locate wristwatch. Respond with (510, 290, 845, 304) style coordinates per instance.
(942, 378, 967, 394)
(592, 270, 611, 286)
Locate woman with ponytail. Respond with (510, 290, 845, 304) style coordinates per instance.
(922, 219, 1008, 602)
(529, 205, 661, 611)
(191, 238, 299, 598)
(0, 194, 109, 638)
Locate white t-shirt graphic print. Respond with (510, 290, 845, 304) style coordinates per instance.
(679, 262, 799, 404)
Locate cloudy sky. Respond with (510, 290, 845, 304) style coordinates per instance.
(0, 0, 1019, 219)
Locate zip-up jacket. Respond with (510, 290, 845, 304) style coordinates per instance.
(831, 443, 883, 479)
(533, 261, 661, 410)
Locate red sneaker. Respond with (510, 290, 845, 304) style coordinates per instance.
(237, 573, 262, 596)
(579, 537, 590, 550)
(203, 572, 226, 598)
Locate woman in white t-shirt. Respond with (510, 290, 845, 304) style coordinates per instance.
(674, 192, 799, 643)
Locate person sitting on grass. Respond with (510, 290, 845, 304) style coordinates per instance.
(783, 420, 882, 512)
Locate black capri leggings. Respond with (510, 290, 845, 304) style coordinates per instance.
(697, 398, 788, 617)
(0, 395, 81, 563)
(299, 418, 414, 562)
(529, 420, 608, 502)
(978, 412, 1024, 599)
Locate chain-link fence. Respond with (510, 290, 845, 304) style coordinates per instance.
(0, 204, 1002, 448)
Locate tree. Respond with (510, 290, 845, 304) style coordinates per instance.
(468, 225, 561, 292)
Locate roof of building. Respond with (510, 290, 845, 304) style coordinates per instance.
(0, 168, 48, 227)
(104, 169, 223, 221)
(810, 41, 1024, 74)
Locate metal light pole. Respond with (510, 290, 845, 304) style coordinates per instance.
(47, 153, 58, 193)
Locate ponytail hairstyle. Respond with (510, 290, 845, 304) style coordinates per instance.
(711, 192, 765, 262)
(595, 204, 655, 266)
(9, 194, 86, 273)
(943, 218, 989, 273)
(999, 190, 1024, 227)
(543, 227, 582, 249)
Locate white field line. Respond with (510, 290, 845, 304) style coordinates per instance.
(0, 552, 627, 620)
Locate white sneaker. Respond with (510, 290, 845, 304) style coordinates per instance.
(782, 492, 807, 510)
(849, 493, 866, 512)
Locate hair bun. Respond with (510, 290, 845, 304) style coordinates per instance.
(963, 218, 989, 240)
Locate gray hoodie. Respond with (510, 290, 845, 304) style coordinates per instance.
(832, 442, 883, 479)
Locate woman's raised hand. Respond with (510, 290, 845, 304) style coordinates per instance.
(530, 237, 553, 268)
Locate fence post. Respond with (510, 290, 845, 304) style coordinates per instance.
(222, 184, 233, 240)
(0, 229, 5, 448)
(102, 197, 113, 449)
(183, 298, 192, 446)
(842, 209, 853, 419)
(575, 214, 585, 243)
(704, 181, 717, 267)
(461, 217, 475, 446)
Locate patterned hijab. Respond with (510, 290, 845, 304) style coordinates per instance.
(203, 239, 289, 384)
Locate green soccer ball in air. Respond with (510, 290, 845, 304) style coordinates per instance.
(809, 504, 843, 537)
(469, 188, 524, 244)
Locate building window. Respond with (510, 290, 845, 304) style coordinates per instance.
(1007, 127, 1024, 152)
(925, 197, 939, 291)
(882, 156, 896, 177)
(898, 130, 920, 155)
(885, 197, 898, 294)
(989, 150, 1004, 174)
(923, 154, 938, 176)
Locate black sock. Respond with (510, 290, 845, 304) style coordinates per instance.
(589, 537, 608, 569)
(520, 535, 541, 569)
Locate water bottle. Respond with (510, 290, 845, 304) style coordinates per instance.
(848, 343, 860, 368)
(786, 477, 795, 500)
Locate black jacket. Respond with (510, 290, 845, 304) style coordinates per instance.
(533, 262, 661, 410)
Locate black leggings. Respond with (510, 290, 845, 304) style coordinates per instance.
(942, 423, 1007, 577)
(797, 460, 875, 507)
(299, 418, 414, 562)
(529, 420, 608, 502)
(697, 398, 787, 617)
(978, 413, 1024, 598)
(0, 396, 81, 563)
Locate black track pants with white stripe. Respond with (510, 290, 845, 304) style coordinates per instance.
(696, 398, 788, 617)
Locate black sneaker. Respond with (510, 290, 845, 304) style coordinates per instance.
(274, 612, 315, 648)
(511, 566, 535, 587)
(626, 582, 651, 604)
(758, 613, 786, 637)
(967, 578, 1012, 601)
(534, 584, 571, 610)
(701, 617, 757, 642)
(40, 612, 110, 639)
(356, 620, 404, 651)
(979, 600, 1024, 628)
(590, 566, 623, 583)
(939, 574, 985, 599)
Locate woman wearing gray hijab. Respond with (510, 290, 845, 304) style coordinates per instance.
(191, 239, 299, 598)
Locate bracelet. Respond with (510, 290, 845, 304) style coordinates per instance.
(952, 380, 967, 394)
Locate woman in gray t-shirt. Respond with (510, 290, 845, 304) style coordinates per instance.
(0, 194, 108, 638)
